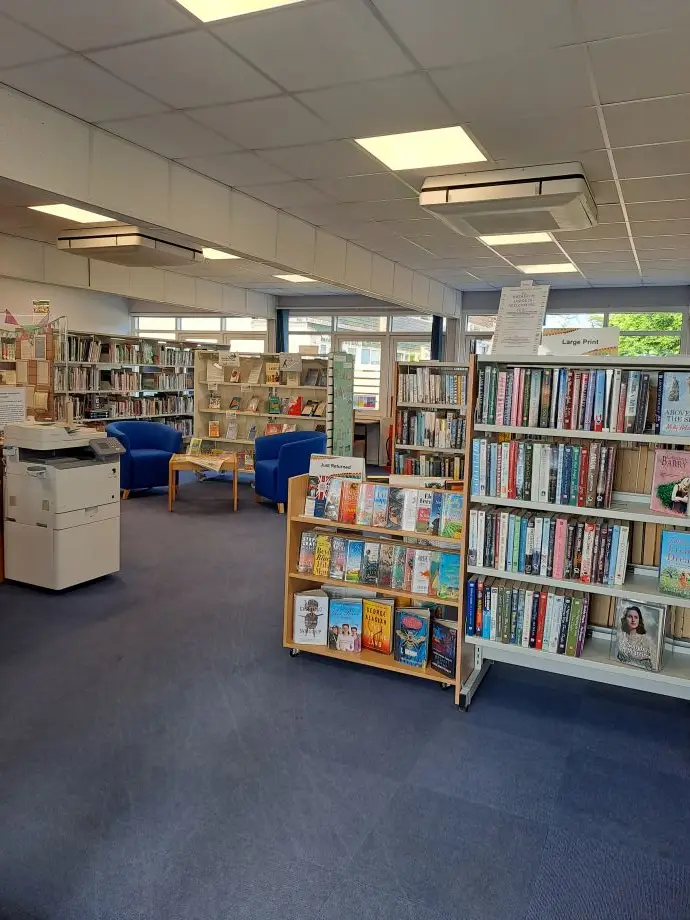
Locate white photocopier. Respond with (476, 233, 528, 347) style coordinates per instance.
(3, 422, 125, 589)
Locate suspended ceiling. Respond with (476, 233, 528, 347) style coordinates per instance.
(0, 0, 688, 290)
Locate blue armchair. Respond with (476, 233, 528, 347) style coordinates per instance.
(106, 421, 182, 498)
(254, 430, 326, 512)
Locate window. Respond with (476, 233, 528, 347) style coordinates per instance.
(395, 340, 431, 363)
(544, 313, 604, 329)
(228, 338, 265, 354)
(339, 340, 382, 412)
(289, 333, 332, 354)
(335, 315, 388, 333)
(184, 337, 220, 343)
(289, 315, 332, 333)
(180, 317, 221, 331)
(137, 316, 176, 330)
(610, 312, 682, 357)
(138, 331, 177, 341)
(391, 314, 434, 333)
(225, 317, 268, 331)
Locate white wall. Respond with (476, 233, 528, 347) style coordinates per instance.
(0, 277, 130, 334)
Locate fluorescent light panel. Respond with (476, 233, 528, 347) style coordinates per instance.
(174, 0, 306, 21)
(274, 274, 317, 283)
(202, 248, 240, 260)
(29, 204, 115, 223)
(518, 263, 578, 274)
(355, 126, 486, 171)
(480, 232, 553, 246)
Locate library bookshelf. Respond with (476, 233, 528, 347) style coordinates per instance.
(458, 353, 690, 708)
(283, 473, 462, 689)
(393, 361, 469, 480)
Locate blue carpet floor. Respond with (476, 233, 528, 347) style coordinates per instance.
(1, 477, 690, 919)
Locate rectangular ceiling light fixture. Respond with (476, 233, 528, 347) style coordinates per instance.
(174, 0, 307, 21)
(480, 232, 553, 246)
(202, 248, 240, 259)
(29, 204, 116, 223)
(274, 274, 317, 282)
(355, 126, 486, 171)
(517, 263, 578, 274)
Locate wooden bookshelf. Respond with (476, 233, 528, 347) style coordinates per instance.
(282, 473, 462, 688)
(393, 360, 468, 480)
(458, 353, 690, 709)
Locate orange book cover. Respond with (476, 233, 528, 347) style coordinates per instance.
(339, 480, 360, 524)
(362, 598, 395, 654)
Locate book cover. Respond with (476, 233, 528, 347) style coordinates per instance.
(361, 542, 381, 585)
(437, 553, 460, 600)
(412, 549, 432, 595)
(265, 361, 280, 384)
(429, 491, 444, 535)
(246, 396, 260, 413)
(293, 590, 329, 645)
(362, 598, 395, 654)
(401, 489, 419, 532)
(612, 597, 666, 671)
(264, 422, 284, 436)
(305, 454, 366, 517)
(268, 394, 281, 414)
(415, 490, 434, 532)
(208, 393, 221, 410)
(247, 424, 258, 442)
(391, 544, 407, 589)
(387, 487, 404, 529)
(356, 482, 376, 525)
(208, 421, 220, 438)
(345, 540, 365, 582)
(659, 530, 690, 599)
(328, 598, 363, 653)
(287, 395, 303, 416)
(651, 449, 690, 518)
(286, 370, 301, 387)
(378, 543, 395, 588)
(403, 548, 416, 592)
(324, 479, 344, 520)
(372, 485, 389, 527)
(339, 480, 360, 524)
(313, 534, 332, 577)
(328, 536, 347, 580)
(394, 608, 430, 669)
(430, 619, 458, 678)
(228, 396, 241, 410)
(297, 531, 317, 573)
(247, 362, 262, 385)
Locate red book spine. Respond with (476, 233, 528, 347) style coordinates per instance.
(535, 590, 548, 650)
(563, 371, 575, 428)
(508, 440, 518, 499)
(577, 446, 589, 507)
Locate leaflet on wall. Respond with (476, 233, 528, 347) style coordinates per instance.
(491, 282, 550, 356)
(0, 386, 26, 432)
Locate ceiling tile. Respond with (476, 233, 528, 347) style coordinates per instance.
(237, 180, 333, 209)
(566, 251, 637, 265)
(89, 32, 278, 109)
(187, 95, 338, 149)
(325, 198, 427, 223)
(1, 55, 165, 121)
(577, 150, 614, 183)
(589, 32, 690, 103)
(633, 236, 690, 251)
(0, 13, 64, 68)
(97, 112, 237, 159)
(597, 203, 625, 223)
(490, 243, 563, 262)
(578, 0, 690, 40)
(627, 200, 690, 222)
(397, 160, 492, 190)
(312, 173, 416, 204)
(258, 141, 383, 180)
(372, 0, 579, 69)
(431, 45, 593, 122)
(632, 219, 690, 237)
(214, 0, 413, 92)
(561, 237, 634, 253)
(297, 73, 455, 138)
(603, 96, 690, 148)
(468, 108, 603, 163)
(620, 174, 690, 202)
(0, 0, 192, 51)
(554, 223, 628, 241)
(613, 142, 690, 179)
(179, 151, 292, 187)
(590, 180, 619, 204)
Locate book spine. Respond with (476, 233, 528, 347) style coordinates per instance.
(466, 577, 476, 636)
(509, 588, 519, 644)
(569, 446, 580, 507)
(500, 442, 510, 499)
(557, 595, 572, 654)
(602, 524, 614, 585)
(570, 371, 581, 430)
(516, 589, 525, 646)
(617, 371, 628, 433)
(595, 445, 608, 509)
(540, 516, 550, 578)
(565, 597, 582, 656)
(555, 444, 565, 505)
(577, 446, 589, 507)
(586, 442, 600, 507)
(490, 586, 499, 641)
(625, 371, 640, 433)
(468, 508, 478, 566)
(519, 514, 529, 573)
(534, 589, 547, 649)
(572, 519, 585, 578)
(496, 371, 506, 428)
(655, 372, 664, 434)
(593, 370, 606, 432)
(563, 370, 574, 429)
(549, 369, 560, 429)
(609, 369, 621, 433)
(578, 372, 589, 430)
(603, 368, 614, 431)
(553, 517, 567, 579)
(564, 521, 576, 579)
(475, 578, 484, 636)
(540, 369, 551, 428)
(528, 369, 541, 427)
(585, 367, 597, 430)
(533, 516, 543, 574)
(607, 525, 619, 586)
(614, 524, 629, 586)
(479, 439, 487, 496)
(501, 586, 511, 643)
(561, 445, 572, 505)
(547, 515, 557, 577)
(590, 521, 602, 584)
(476, 510, 486, 567)
(575, 595, 589, 657)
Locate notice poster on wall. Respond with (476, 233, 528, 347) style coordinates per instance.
(491, 282, 550, 356)
(540, 327, 620, 356)
(0, 386, 26, 432)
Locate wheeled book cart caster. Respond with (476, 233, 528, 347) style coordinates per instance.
(289, 648, 301, 657)
(441, 682, 453, 690)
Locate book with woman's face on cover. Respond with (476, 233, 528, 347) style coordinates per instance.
(651, 449, 690, 518)
(612, 597, 666, 672)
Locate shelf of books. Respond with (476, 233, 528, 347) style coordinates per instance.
(0, 324, 59, 420)
(393, 361, 468, 480)
(194, 351, 327, 468)
(283, 460, 464, 691)
(459, 353, 690, 708)
(54, 332, 198, 435)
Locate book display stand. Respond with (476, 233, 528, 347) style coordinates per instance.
(459, 354, 690, 709)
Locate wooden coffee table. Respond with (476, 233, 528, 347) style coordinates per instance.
(168, 453, 239, 512)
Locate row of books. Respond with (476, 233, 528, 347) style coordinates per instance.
(476, 365, 652, 434)
(297, 530, 461, 599)
(307, 478, 463, 538)
(141, 372, 193, 391)
(59, 336, 194, 367)
(397, 367, 467, 405)
(395, 410, 466, 449)
(466, 576, 590, 657)
(294, 587, 457, 676)
(84, 395, 193, 418)
(471, 438, 617, 509)
(166, 418, 193, 436)
(0, 339, 15, 360)
(223, 364, 327, 388)
(393, 454, 463, 479)
(468, 508, 630, 587)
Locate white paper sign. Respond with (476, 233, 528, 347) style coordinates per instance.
(279, 352, 302, 373)
(220, 351, 240, 367)
(540, 327, 620, 356)
(0, 386, 26, 432)
(491, 283, 550, 356)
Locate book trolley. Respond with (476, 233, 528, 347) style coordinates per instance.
(459, 354, 690, 709)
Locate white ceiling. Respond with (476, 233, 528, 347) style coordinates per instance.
(0, 0, 689, 290)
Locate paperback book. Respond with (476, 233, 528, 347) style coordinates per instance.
(611, 596, 666, 672)
(659, 530, 690, 599)
(293, 590, 329, 645)
(430, 619, 458, 678)
(362, 598, 395, 654)
(394, 608, 430, 669)
(651, 449, 690, 518)
(328, 598, 363, 652)
(659, 372, 690, 436)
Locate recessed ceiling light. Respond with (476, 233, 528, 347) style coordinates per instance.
(274, 274, 317, 283)
(202, 248, 240, 260)
(480, 232, 553, 246)
(174, 0, 307, 22)
(517, 263, 578, 274)
(29, 204, 116, 223)
(355, 126, 486, 171)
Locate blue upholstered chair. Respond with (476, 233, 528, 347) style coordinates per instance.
(254, 430, 326, 512)
(106, 421, 182, 498)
